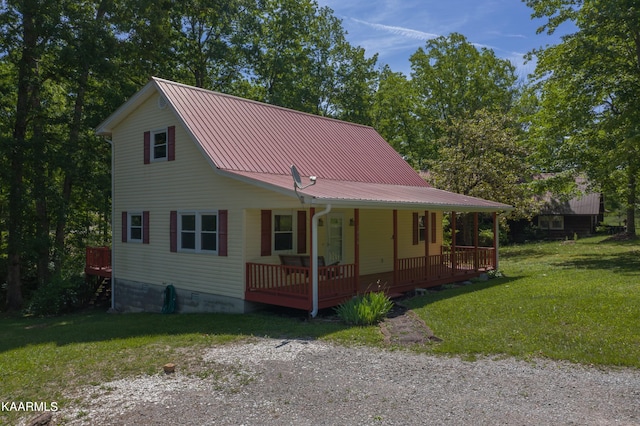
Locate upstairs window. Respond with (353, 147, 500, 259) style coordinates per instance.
(152, 129, 167, 161)
(144, 126, 175, 164)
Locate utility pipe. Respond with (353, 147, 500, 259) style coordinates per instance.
(104, 137, 115, 311)
(310, 203, 331, 318)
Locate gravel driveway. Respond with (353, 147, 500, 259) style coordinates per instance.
(55, 338, 640, 425)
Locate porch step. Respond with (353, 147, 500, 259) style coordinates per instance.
(387, 292, 404, 299)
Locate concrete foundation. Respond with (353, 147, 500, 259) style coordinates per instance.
(112, 278, 260, 314)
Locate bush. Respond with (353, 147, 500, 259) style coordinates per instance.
(335, 292, 393, 326)
(25, 275, 85, 316)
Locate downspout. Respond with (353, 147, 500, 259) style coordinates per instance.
(104, 136, 115, 311)
(493, 212, 500, 270)
(310, 203, 331, 318)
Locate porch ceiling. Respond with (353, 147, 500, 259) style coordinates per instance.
(221, 170, 513, 213)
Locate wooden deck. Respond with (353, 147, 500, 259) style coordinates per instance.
(245, 247, 495, 311)
(85, 246, 112, 278)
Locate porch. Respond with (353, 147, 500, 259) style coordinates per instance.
(245, 246, 495, 311)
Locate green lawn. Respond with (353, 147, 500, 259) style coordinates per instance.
(1, 235, 639, 424)
(406, 235, 640, 366)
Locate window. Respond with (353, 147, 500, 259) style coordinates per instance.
(179, 212, 217, 252)
(129, 213, 143, 242)
(152, 129, 167, 161)
(418, 215, 426, 241)
(274, 214, 293, 251)
(539, 215, 564, 230)
(122, 211, 149, 243)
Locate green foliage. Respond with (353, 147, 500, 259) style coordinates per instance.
(428, 109, 536, 220)
(24, 275, 87, 316)
(525, 0, 640, 237)
(335, 292, 393, 326)
(0, 0, 378, 310)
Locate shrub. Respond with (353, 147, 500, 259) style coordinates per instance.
(335, 292, 393, 326)
(25, 275, 85, 316)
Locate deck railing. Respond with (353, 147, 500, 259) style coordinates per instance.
(85, 246, 112, 276)
(442, 246, 495, 271)
(245, 263, 356, 300)
(247, 248, 495, 310)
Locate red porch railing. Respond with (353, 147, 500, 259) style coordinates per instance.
(442, 246, 495, 271)
(245, 263, 356, 310)
(246, 248, 496, 311)
(85, 246, 112, 278)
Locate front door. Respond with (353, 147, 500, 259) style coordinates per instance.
(325, 214, 344, 264)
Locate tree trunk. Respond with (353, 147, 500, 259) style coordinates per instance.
(6, 4, 39, 310)
(53, 2, 109, 274)
(33, 93, 49, 287)
(626, 169, 637, 238)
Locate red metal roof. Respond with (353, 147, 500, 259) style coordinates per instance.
(96, 77, 511, 211)
(224, 170, 511, 212)
(153, 78, 428, 187)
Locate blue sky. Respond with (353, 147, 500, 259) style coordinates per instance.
(315, 0, 572, 79)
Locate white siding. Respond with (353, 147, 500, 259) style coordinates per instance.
(113, 92, 303, 299)
(112, 91, 449, 301)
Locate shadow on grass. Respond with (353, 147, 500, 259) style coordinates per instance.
(403, 276, 522, 310)
(0, 305, 349, 354)
(551, 250, 640, 275)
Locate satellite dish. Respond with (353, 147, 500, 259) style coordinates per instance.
(290, 164, 317, 200)
(291, 164, 303, 189)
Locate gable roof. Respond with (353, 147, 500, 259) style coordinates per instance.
(97, 77, 511, 212)
(537, 175, 602, 216)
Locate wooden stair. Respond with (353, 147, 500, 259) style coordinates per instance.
(89, 277, 111, 306)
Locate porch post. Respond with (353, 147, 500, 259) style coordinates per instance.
(493, 211, 499, 270)
(354, 208, 360, 294)
(424, 210, 429, 278)
(393, 209, 398, 287)
(474, 212, 479, 272)
(309, 207, 315, 258)
(451, 211, 457, 276)
(309, 207, 315, 309)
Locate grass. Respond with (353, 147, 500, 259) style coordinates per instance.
(1, 235, 639, 423)
(405, 235, 640, 366)
(0, 310, 379, 424)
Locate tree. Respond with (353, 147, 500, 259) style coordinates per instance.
(525, 0, 640, 238)
(248, 0, 378, 119)
(428, 109, 536, 219)
(372, 66, 427, 168)
(409, 33, 518, 171)
(1, 0, 62, 310)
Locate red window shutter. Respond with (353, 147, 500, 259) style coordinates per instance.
(218, 210, 228, 256)
(122, 211, 128, 243)
(297, 210, 307, 254)
(261, 210, 272, 256)
(431, 212, 437, 244)
(412, 212, 419, 245)
(170, 211, 177, 252)
(143, 211, 150, 244)
(144, 131, 150, 164)
(168, 125, 176, 161)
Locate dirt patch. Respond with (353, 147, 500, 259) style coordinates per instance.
(380, 303, 442, 346)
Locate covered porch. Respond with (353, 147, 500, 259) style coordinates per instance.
(245, 208, 499, 311)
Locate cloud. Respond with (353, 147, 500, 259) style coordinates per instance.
(350, 18, 440, 41)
